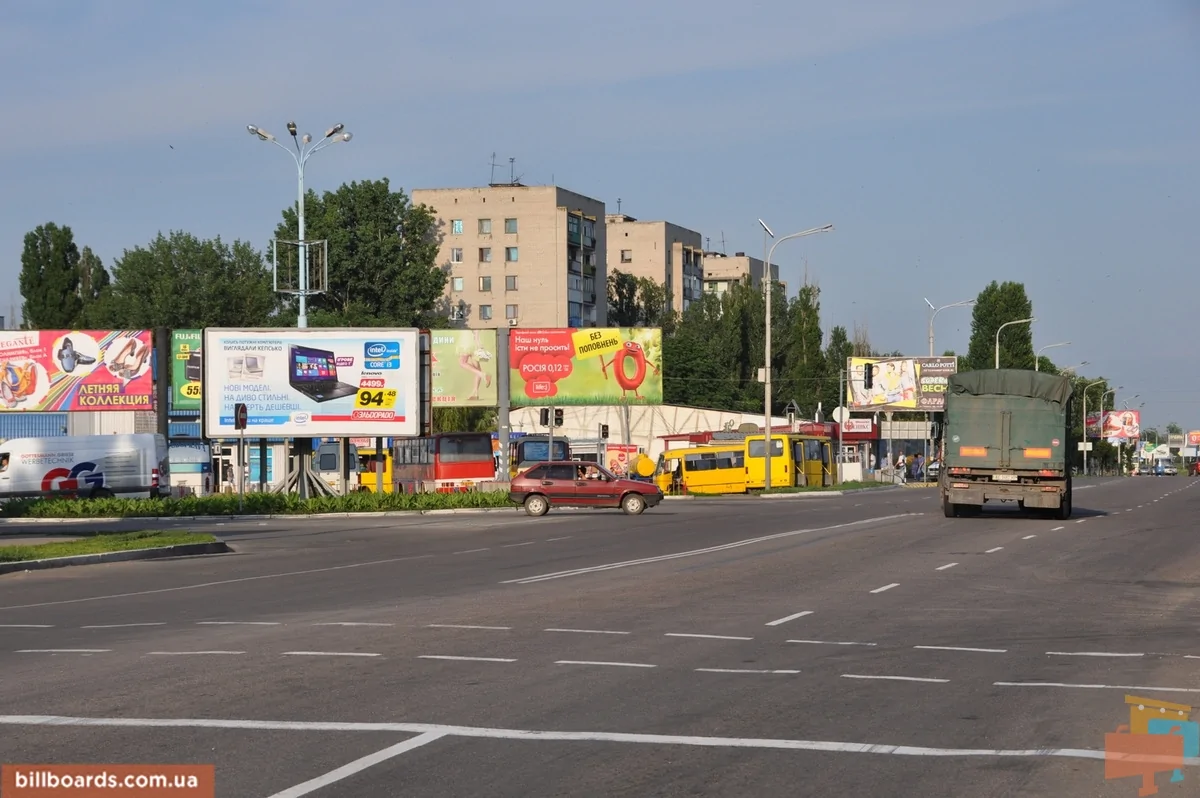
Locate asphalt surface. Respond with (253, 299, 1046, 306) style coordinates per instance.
(1, 477, 1198, 796)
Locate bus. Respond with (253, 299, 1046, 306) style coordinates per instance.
(356, 447, 392, 493)
(392, 432, 496, 493)
(656, 433, 835, 494)
(509, 434, 571, 477)
(655, 445, 745, 495)
(313, 440, 360, 494)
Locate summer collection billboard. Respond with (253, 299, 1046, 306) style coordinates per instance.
(202, 328, 420, 438)
(846, 356, 958, 412)
(170, 329, 203, 411)
(509, 327, 662, 406)
(0, 329, 153, 411)
(1102, 409, 1141, 441)
(430, 329, 497, 407)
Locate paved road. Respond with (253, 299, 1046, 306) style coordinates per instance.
(1, 478, 1198, 796)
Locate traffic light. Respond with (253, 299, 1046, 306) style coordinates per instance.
(600, 424, 610, 439)
(554, 409, 564, 427)
(540, 408, 550, 426)
(863, 362, 873, 390)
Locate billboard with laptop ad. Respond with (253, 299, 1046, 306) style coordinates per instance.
(202, 328, 421, 438)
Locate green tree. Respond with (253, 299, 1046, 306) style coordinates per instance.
(19, 222, 82, 328)
(822, 324, 854, 412)
(89, 231, 277, 328)
(274, 178, 445, 327)
(963, 281, 1035, 371)
(1165, 421, 1183, 436)
(663, 282, 765, 412)
(1035, 355, 1059, 374)
(77, 247, 110, 326)
(779, 282, 826, 417)
(432, 407, 496, 433)
(606, 269, 675, 331)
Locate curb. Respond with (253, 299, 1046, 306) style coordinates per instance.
(0, 508, 520, 525)
(0, 540, 232, 576)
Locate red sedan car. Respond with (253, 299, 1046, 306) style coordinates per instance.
(508, 460, 663, 517)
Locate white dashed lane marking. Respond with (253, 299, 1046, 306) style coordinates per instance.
(695, 668, 800, 675)
(914, 645, 1007, 654)
(544, 628, 630, 635)
(789, 639, 878, 647)
(556, 660, 656, 669)
(765, 611, 814, 626)
(419, 655, 516, 663)
(665, 633, 753, 641)
(427, 624, 510, 631)
(842, 674, 949, 684)
(935, 563, 958, 571)
(870, 583, 900, 594)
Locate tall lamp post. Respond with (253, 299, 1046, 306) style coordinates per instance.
(247, 121, 352, 500)
(994, 317, 1035, 369)
(1035, 342, 1071, 372)
(1061, 361, 1089, 374)
(760, 221, 834, 491)
(1081, 380, 1107, 477)
(924, 298, 975, 357)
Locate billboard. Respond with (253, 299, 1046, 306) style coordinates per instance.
(202, 328, 421, 438)
(0, 330, 152, 411)
(1167, 433, 1185, 447)
(170, 329, 203, 411)
(846, 356, 958, 412)
(430, 329, 497, 407)
(1102, 410, 1141, 441)
(1188, 431, 1200, 447)
(509, 327, 662, 406)
(1085, 411, 1103, 438)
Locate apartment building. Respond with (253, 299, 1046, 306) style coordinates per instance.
(411, 183, 606, 329)
(605, 215, 703, 314)
(701, 251, 781, 297)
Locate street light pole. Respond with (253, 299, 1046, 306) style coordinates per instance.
(924, 298, 975, 357)
(247, 121, 352, 328)
(1061, 361, 1089, 374)
(1082, 380, 1106, 477)
(994, 317, 1035, 369)
(1035, 342, 1071, 372)
(760, 222, 834, 491)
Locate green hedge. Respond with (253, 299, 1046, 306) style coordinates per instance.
(0, 490, 515, 519)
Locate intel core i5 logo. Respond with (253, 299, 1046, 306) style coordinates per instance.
(364, 341, 401, 370)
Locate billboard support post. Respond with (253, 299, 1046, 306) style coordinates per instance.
(155, 328, 170, 441)
(374, 436, 384, 493)
(497, 327, 510, 481)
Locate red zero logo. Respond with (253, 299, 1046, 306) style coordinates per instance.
(1051, 438, 1060, 446)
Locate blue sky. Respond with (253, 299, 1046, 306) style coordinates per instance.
(1, 0, 1197, 429)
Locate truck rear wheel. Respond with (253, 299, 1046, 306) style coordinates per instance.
(942, 497, 958, 518)
(1055, 492, 1072, 520)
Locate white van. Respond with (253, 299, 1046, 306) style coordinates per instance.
(0, 434, 170, 500)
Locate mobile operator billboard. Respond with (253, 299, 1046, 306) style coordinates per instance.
(430, 329, 497, 407)
(170, 329, 203, 411)
(202, 328, 421, 438)
(0, 330, 153, 411)
(509, 327, 662, 406)
(1189, 430, 1200, 447)
(846, 356, 958, 412)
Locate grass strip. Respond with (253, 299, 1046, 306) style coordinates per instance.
(0, 531, 217, 563)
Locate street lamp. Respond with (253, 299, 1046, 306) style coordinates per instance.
(1082, 380, 1107, 476)
(1035, 342, 1071, 372)
(994, 317, 1035, 369)
(1061, 361, 1089, 374)
(246, 121, 352, 329)
(761, 222, 834, 491)
(924, 298, 975, 357)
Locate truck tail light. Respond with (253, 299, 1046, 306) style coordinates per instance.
(1038, 469, 1059, 477)
(1042, 486, 1057, 492)
(151, 468, 160, 487)
(949, 467, 969, 475)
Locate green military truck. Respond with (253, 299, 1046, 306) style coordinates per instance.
(939, 369, 1073, 519)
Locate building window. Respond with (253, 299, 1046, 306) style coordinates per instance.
(451, 277, 464, 292)
(478, 247, 492, 263)
(505, 247, 519, 262)
(505, 275, 518, 291)
(620, 249, 632, 263)
(478, 218, 492, 235)
(479, 276, 492, 291)
(450, 248, 463, 263)
(504, 218, 518, 234)
(506, 304, 519, 319)
(451, 219, 463, 235)
(480, 305, 493, 320)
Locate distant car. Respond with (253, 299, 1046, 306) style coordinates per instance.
(1163, 463, 1178, 476)
(509, 460, 664, 517)
(927, 460, 941, 479)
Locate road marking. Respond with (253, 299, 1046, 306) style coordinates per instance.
(266, 732, 446, 798)
(197, 621, 280, 626)
(842, 674, 949, 684)
(984, 547, 1004, 554)
(996, 682, 1200, 694)
(314, 622, 394, 627)
(500, 541, 536, 548)
(935, 563, 958, 571)
(665, 633, 754, 641)
(788, 639, 877, 647)
(555, 660, 656, 669)
(0, 554, 436, 611)
(427, 624, 511, 631)
(544, 628, 630, 635)
(1022, 535, 1036, 540)
(81, 622, 165, 629)
(17, 649, 110, 654)
(1046, 651, 1145, 658)
(695, 668, 800, 674)
(1126, 508, 1133, 512)
(914, 645, 1007, 654)
(1075, 519, 1086, 524)
(418, 655, 516, 663)
(545, 536, 573, 542)
(765, 611, 814, 627)
(501, 514, 915, 584)
(870, 583, 900, 594)
(0, 624, 52, 628)
(1113, 511, 1121, 514)
(147, 651, 244, 656)
(283, 651, 381, 658)
(454, 548, 490, 554)
(1, 715, 1160, 764)
(1050, 526, 1064, 531)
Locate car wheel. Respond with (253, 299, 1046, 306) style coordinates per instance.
(621, 492, 646, 515)
(524, 494, 549, 517)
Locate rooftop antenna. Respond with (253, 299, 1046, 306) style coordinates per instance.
(705, 236, 711, 250)
(509, 157, 515, 184)
(617, 198, 622, 214)
(720, 231, 727, 255)
(489, 152, 501, 185)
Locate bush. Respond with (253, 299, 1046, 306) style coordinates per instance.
(0, 489, 515, 519)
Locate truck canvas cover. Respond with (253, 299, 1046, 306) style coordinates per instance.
(944, 370, 1072, 471)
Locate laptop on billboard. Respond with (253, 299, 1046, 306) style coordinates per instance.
(288, 345, 358, 403)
